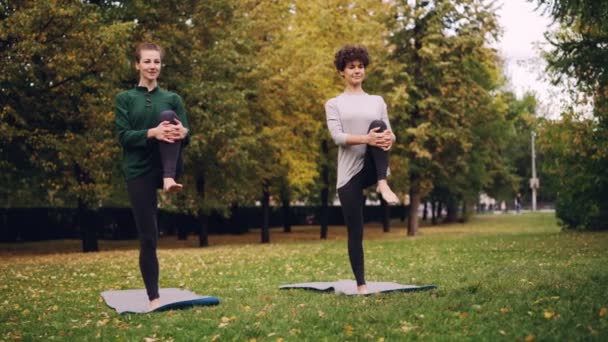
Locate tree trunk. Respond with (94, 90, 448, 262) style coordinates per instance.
(437, 201, 443, 222)
(281, 190, 292, 233)
(431, 200, 437, 225)
(75, 163, 98, 252)
(79, 198, 98, 253)
(261, 182, 270, 243)
(380, 195, 390, 232)
(320, 139, 329, 240)
(407, 176, 420, 236)
(422, 201, 428, 221)
(445, 196, 459, 223)
(196, 175, 209, 247)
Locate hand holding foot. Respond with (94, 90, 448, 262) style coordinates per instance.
(377, 181, 399, 205)
(163, 178, 183, 193)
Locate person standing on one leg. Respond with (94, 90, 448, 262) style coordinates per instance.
(325, 44, 399, 295)
(115, 42, 190, 309)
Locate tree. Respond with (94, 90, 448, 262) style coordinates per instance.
(0, 0, 134, 251)
(533, 0, 608, 229)
(386, 0, 503, 232)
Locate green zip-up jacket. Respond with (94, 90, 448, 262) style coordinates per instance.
(115, 86, 190, 181)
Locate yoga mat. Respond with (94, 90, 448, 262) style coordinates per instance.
(280, 280, 437, 296)
(101, 288, 219, 314)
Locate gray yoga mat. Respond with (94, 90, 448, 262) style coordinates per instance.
(101, 288, 220, 314)
(280, 280, 437, 296)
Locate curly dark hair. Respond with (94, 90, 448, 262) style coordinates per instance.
(334, 44, 370, 71)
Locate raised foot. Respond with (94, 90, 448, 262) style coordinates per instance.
(377, 185, 399, 205)
(163, 178, 183, 193)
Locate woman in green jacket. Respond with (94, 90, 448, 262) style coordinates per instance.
(115, 42, 189, 309)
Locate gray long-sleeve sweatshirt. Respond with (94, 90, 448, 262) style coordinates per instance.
(325, 92, 395, 189)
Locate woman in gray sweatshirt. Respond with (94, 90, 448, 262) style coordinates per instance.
(325, 44, 399, 295)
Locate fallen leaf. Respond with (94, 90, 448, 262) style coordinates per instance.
(500, 307, 510, 314)
(543, 311, 555, 319)
(525, 334, 535, 342)
(599, 307, 607, 317)
(400, 321, 416, 333)
(344, 324, 354, 336)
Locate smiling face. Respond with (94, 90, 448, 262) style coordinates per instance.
(135, 49, 162, 84)
(340, 60, 366, 87)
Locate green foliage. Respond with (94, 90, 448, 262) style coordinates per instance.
(386, 0, 517, 223)
(538, 113, 608, 230)
(1, 214, 608, 340)
(534, 0, 608, 230)
(0, 0, 134, 207)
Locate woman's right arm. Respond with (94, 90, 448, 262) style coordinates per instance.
(115, 94, 171, 146)
(115, 94, 149, 147)
(325, 99, 384, 147)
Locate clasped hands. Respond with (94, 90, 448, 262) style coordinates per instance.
(151, 119, 188, 143)
(367, 127, 394, 151)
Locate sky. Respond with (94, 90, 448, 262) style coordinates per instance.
(494, 0, 566, 117)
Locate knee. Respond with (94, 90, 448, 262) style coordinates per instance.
(368, 120, 387, 132)
(159, 110, 177, 123)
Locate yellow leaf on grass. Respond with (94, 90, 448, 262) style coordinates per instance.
(599, 307, 607, 317)
(525, 334, 536, 342)
(543, 311, 555, 319)
(500, 307, 510, 314)
(344, 324, 354, 336)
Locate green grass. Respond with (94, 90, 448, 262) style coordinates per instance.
(1, 213, 607, 341)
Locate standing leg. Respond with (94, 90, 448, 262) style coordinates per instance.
(365, 120, 399, 204)
(127, 172, 160, 308)
(338, 172, 367, 292)
(158, 110, 184, 192)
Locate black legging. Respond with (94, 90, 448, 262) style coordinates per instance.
(337, 119, 390, 286)
(126, 110, 184, 300)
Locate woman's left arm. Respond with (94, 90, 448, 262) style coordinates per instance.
(173, 94, 190, 145)
(380, 98, 396, 149)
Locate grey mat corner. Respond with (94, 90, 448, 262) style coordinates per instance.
(101, 288, 219, 314)
(280, 280, 437, 296)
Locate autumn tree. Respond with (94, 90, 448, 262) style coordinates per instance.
(533, 0, 608, 229)
(0, 0, 134, 251)
(386, 0, 503, 232)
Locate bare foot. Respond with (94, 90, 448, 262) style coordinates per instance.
(377, 181, 399, 205)
(357, 284, 368, 295)
(163, 177, 183, 193)
(149, 298, 161, 311)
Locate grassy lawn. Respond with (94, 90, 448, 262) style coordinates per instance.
(1, 212, 607, 341)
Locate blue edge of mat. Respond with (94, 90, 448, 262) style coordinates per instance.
(121, 297, 220, 314)
(280, 284, 438, 295)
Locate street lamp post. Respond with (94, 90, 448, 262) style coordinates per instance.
(530, 131, 539, 211)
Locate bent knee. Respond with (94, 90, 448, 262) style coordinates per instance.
(368, 119, 387, 132)
(159, 110, 177, 123)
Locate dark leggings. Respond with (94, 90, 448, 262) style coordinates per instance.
(125, 110, 183, 300)
(158, 110, 183, 179)
(337, 120, 390, 286)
